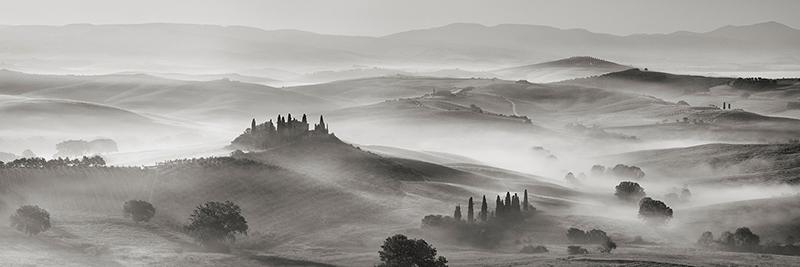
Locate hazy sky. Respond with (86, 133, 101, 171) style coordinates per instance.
(1, 0, 798, 36)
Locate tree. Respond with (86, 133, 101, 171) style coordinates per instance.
(89, 138, 119, 154)
(453, 205, 461, 222)
(598, 238, 617, 253)
(732, 227, 760, 250)
(21, 149, 36, 158)
(523, 190, 529, 211)
(615, 181, 646, 202)
(566, 228, 587, 243)
(480, 195, 488, 222)
(590, 165, 606, 176)
(54, 140, 90, 158)
(467, 197, 474, 223)
(504, 192, 511, 214)
(698, 231, 715, 246)
(377, 234, 448, 267)
(611, 164, 645, 180)
(638, 197, 673, 225)
(564, 172, 580, 185)
(184, 201, 248, 249)
(122, 200, 155, 223)
(10, 205, 51, 236)
(495, 195, 502, 217)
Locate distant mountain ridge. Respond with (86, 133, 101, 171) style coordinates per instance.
(0, 21, 798, 76)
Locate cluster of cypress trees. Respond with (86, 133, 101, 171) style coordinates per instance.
(455, 189, 531, 224)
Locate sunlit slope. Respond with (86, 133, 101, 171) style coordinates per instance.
(0, 70, 338, 128)
(494, 56, 630, 83)
(598, 143, 800, 185)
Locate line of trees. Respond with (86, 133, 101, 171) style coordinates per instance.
(0, 155, 106, 169)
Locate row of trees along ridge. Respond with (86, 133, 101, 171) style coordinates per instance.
(230, 113, 330, 150)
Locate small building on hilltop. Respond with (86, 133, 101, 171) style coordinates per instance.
(230, 113, 330, 150)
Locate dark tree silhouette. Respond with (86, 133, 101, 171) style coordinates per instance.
(511, 194, 520, 213)
(10, 205, 51, 236)
(251, 119, 257, 135)
(523, 189, 529, 211)
(638, 197, 673, 225)
(615, 181, 646, 202)
(122, 200, 156, 223)
(504, 192, 511, 214)
(480, 195, 488, 222)
(467, 197, 474, 223)
(495, 195, 503, 217)
(598, 238, 617, 253)
(453, 205, 461, 222)
(378, 234, 448, 267)
(184, 201, 248, 249)
(611, 164, 645, 180)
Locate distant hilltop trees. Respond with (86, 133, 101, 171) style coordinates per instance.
(230, 113, 331, 150)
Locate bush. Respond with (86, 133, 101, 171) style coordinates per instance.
(184, 201, 248, 250)
(615, 181, 646, 202)
(638, 197, 673, 225)
(122, 200, 155, 223)
(567, 245, 589, 255)
(566, 228, 609, 244)
(598, 238, 617, 253)
(9, 205, 51, 236)
(378, 234, 448, 267)
(520, 245, 548, 253)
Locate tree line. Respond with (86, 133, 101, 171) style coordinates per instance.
(0, 155, 106, 169)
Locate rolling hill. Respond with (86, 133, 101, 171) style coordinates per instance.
(494, 56, 631, 83)
(0, 70, 339, 131)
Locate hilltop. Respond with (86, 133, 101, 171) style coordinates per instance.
(494, 56, 630, 82)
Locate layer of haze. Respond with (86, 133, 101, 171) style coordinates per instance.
(0, 0, 798, 37)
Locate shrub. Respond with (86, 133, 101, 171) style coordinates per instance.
(122, 200, 155, 223)
(378, 234, 448, 267)
(9, 205, 51, 236)
(567, 245, 589, 255)
(184, 201, 248, 250)
(520, 245, 548, 253)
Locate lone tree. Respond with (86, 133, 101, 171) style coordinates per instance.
(122, 200, 156, 223)
(467, 197, 474, 223)
(453, 205, 461, 222)
(54, 140, 91, 158)
(615, 181, 646, 202)
(10, 205, 51, 236)
(638, 197, 673, 225)
(184, 201, 248, 249)
(523, 190, 529, 211)
(480, 195, 488, 222)
(377, 234, 448, 267)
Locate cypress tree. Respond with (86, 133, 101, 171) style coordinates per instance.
(467, 197, 474, 223)
(302, 114, 307, 123)
(480, 195, 488, 222)
(251, 118, 257, 135)
(505, 192, 511, 214)
(512, 194, 520, 213)
(523, 189, 529, 211)
(495, 195, 502, 217)
(454, 204, 461, 222)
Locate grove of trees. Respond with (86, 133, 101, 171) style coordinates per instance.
(377, 234, 448, 267)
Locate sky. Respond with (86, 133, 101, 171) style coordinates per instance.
(0, 0, 798, 36)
